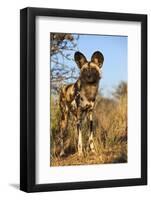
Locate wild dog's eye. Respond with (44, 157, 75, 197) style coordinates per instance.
(80, 97, 83, 101)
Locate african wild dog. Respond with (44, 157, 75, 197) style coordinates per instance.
(59, 51, 104, 156)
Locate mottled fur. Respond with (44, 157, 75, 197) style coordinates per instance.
(59, 51, 104, 156)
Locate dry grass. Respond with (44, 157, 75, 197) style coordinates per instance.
(51, 143, 127, 166)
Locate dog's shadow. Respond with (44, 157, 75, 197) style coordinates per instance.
(9, 183, 19, 190)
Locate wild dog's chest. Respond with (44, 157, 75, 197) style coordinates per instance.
(79, 95, 95, 111)
(70, 98, 94, 114)
(70, 84, 97, 112)
(80, 84, 98, 102)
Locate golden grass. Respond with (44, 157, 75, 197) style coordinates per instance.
(51, 143, 127, 166)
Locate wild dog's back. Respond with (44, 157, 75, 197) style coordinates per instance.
(59, 84, 75, 105)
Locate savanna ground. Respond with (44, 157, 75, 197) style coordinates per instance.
(50, 82, 127, 166)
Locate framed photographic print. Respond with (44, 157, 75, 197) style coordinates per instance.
(20, 7, 147, 192)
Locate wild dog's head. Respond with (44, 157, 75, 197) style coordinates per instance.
(74, 51, 104, 84)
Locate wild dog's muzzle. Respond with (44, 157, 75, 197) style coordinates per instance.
(81, 67, 100, 83)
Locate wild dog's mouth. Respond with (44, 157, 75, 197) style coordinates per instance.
(80, 68, 100, 83)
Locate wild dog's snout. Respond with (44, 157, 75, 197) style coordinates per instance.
(81, 67, 100, 83)
(87, 68, 91, 78)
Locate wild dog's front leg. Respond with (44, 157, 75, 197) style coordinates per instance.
(89, 111, 95, 153)
(77, 122, 82, 156)
(77, 110, 83, 156)
(59, 110, 68, 157)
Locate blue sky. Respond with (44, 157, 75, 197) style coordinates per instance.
(75, 34, 128, 96)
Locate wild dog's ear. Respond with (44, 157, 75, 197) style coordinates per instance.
(91, 51, 104, 68)
(74, 51, 87, 69)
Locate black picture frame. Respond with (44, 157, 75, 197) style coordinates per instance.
(20, 7, 147, 192)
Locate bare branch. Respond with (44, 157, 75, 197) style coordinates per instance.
(50, 33, 79, 92)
